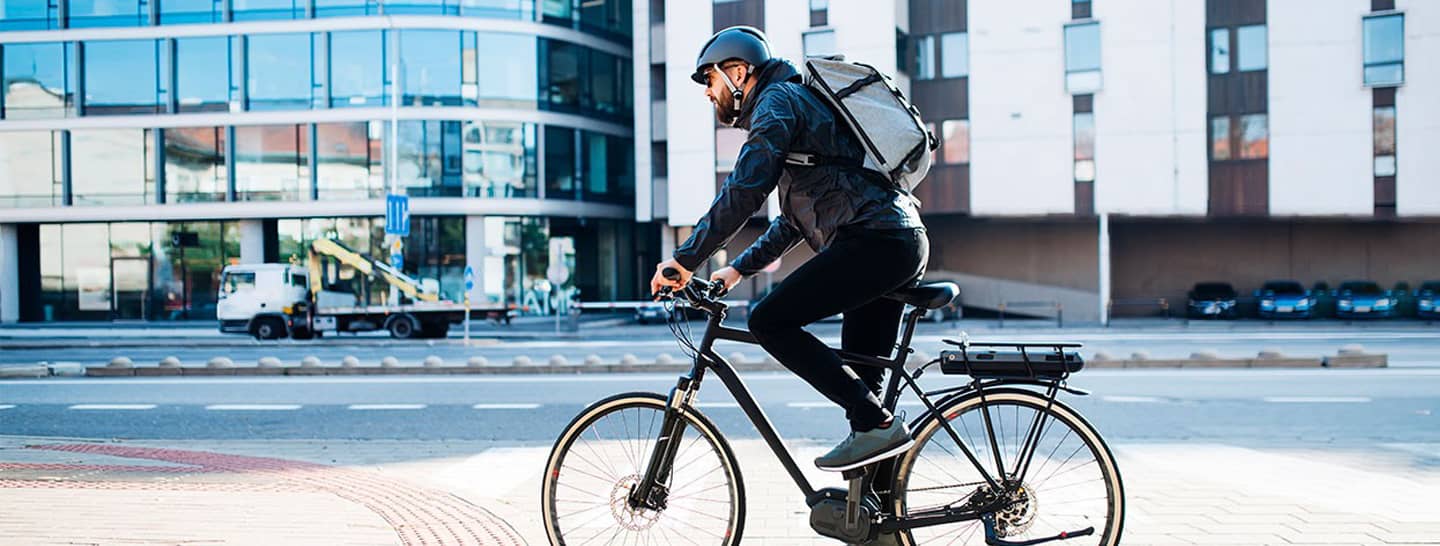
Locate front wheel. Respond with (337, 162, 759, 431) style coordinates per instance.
(893, 389, 1125, 546)
(542, 393, 746, 545)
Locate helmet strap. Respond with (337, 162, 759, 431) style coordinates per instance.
(714, 64, 750, 127)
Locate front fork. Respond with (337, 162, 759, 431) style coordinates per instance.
(628, 371, 703, 510)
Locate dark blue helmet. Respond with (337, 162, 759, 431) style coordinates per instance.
(691, 26, 771, 85)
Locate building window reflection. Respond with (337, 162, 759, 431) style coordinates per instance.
(2, 42, 77, 119)
(0, 0, 63, 30)
(71, 128, 157, 206)
(463, 120, 537, 198)
(544, 125, 577, 199)
(0, 130, 64, 207)
(463, 0, 536, 20)
(329, 31, 386, 107)
(317, 122, 386, 200)
(542, 39, 583, 112)
(235, 124, 310, 201)
(476, 33, 539, 109)
(385, 0, 461, 16)
(67, 0, 148, 28)
(396, 120, 464, 196)
(161, 0, 224, 24)
(83, 40, 163, 115)
(175, 37, 234, 113)
(399, 30, 463, 106)
(247, 33, 314, 111)
(234, 0, 306, 21)
(164, 127, 228, 203)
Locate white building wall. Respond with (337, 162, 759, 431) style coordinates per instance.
(827, 1, 900, 75)
(0, 224, 18, 323)
(663, 0, 715, 227)
(1092, 0, 1208, 216)
(632, 0, 653, 222)
(763, 0, 806, 62)
(1269, 0, 1373, 216)
(968, 0, 1073, 215)
(1396, 0, 1440, 215)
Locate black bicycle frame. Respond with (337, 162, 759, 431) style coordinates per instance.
(630, 300, 1068, 533)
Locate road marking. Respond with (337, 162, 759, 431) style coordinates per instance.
(472, 403, 541, 410)
(1262, 396, 1371, 404)
(205, 404, 302, 411)
(1103, 396, 1164, 403)
(347, 404, 427, 410)
(0, 404, 15, 410)
(68, 404, 156, 410)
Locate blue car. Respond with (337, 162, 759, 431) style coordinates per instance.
(1416, 281, 1440, 320)
(1187, 282, 1239, 319)
(1255, 280, 1316, 319)
(1333, 281, 1396, 319)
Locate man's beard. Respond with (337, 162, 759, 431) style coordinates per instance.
(713, 94, 741, 126)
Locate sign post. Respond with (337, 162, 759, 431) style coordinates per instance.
(463, 266, 474, 346)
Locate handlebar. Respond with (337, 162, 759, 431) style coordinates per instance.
(657, 267, 729, 304)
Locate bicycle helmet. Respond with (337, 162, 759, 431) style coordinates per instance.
(691, 25, 771, 86)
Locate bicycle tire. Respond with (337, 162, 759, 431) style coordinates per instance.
(892, 389, 1125, 546)
(542, 393, 746, 546)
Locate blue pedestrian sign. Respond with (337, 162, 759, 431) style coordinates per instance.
(390, 252, 403, 270)
(464, 266, 475, 291)
(385, 194, 410, 236)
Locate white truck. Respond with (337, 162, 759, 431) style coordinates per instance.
(216, 239, 505, 340)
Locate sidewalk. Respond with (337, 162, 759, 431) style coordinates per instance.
(3, 435, 1437, 545)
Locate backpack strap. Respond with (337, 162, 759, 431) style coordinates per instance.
(783, 151, 863, 168)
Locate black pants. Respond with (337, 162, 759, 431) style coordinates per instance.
(747, 227, 929, 432)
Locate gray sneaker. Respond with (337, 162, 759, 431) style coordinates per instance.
(814, 420, 914, 472)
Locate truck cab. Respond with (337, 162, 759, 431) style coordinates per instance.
(217, 264, 307, 338)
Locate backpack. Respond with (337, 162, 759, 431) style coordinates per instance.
(785, 55, 937, 193)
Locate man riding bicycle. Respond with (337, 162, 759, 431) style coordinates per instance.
(650, 26, 929, 472)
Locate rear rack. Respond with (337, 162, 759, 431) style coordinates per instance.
(939, 335, 1084, 380)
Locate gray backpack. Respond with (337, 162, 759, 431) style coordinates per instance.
(786, 56, 937, 193)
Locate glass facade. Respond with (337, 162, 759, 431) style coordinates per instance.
(67, 0, 149, 28)
(399, 30, 463, 106)
(84, 40, 163, 115)
(0, 0, 64, 30)
(162, 0, 224, 24)
(0, 130, 64, 207)
(175, 36, 234, 112)
(70, 128, 156, 205)
(235, 124, 309, 200)
(329, 30, 386, 107)
(316, 121, 385, 199)
(463, 120, 538, 198)
(475, 33, 538, 108)
(164, 126, 227, 203)
(2, 42, 76, 119)
(1064, 22, 1101, 93)
(247, 33, 314, 110)
(1363, 14, 1404, 87)
(235, 0, 307, 20)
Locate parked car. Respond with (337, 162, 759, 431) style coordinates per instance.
(1333, 281, 1395, 319)
(1254, 280, 1315, 319)
(1416, 281, 1440, 320)
(1310, 281, 1334, 317)
(634, 302, 668, 324)
(1187, 282, 1239, 319)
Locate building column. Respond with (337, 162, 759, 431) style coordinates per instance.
(0, 224, 19, 323)
(1098, 212, 1111, 326)
(239, 219, 265, 264)
(465, 215, 486, 304)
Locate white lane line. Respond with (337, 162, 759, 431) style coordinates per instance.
(69, 404, 156, 410)
(205, 404, 302, 411)
(347, 404, 427, 410)
(0, 404, 16, 410)
(786, 401, 834, 409)
(1262, 396, 1372, 404)
(1103, 396, 1165, 403)
(472, 403, 541, 410)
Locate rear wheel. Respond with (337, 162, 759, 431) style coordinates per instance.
(893, 389, 1124, 546)
(388, 315, 417, 339)
(542, 394, 745, 545)
(251, 317, 286, 340)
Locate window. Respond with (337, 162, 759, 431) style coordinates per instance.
(313, 0, 378, 17)
(70, 129, 156, 206)
(810, 0, 827, 9)
(463, 120, 537, 198)
(589, 50, 624, 115)
(400, 31, 463, 106)
(1363, 14, 1404, 87)
(580, 0, 632, 39)
(164, 127, 227, 203)
(0, 130, 64, 207)
(223, 272, 257, 296)
(1373, 106, 1396, 176)
(803, 30, 837, 58)
(463, 0, 536, 19)
(329, 31, 386, 107)
(1210, 116, 1231, 161)
(175, 37, 232, 113)
(940, 32, 968, 78)
(544, 126, 577, 199)
(67, 0, 147, 27)
(235, 125, 309, 201)
(385, 0, 460, 16)
(1073, 113, 1095, 182)
(476, 33, 539, 108)
(1238, 113, 1268, 159)
(1064, 22, 1101, 93)
(1236, 25, 1267, 71)
(1209, 28, 1230, 74)
(0, 0, 62, 30)
(2, 42, 76, 119)
(83, 40, 162, 115)
(247, 33, 314, 110)
(542, 39, 585, 111)
(161, 0, 223, 24)
(396, 120, 464, 196)
(316, 122, 385, 200)
(914, 35, 935, 80)
(940, 119, 969, 165)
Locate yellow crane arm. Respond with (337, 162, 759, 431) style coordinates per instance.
(309, 238, 439, 302)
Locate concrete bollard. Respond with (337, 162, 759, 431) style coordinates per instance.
(583, 354, 605, 366)
(423, 355, 445, 368)
(1338, 344, 1366, 356)
(1129, 351, 1151, 361)
(1091, 351, 1115, 361)
(207, 357, 234, 368)
(467, 356, 489, 368)
(258, 357, 283, 368)
(620, 354, 641, 366)
(381, 356, 400, 367)
(1256, 349, 1284, 360)
(548, 355, 570, 367)
(655, 353, 677, 366)
(300, 356, 322, 368)
(108, 357, 134, 368)
(46, 363, 86, 377)
(1190, 350, 1220, 360)
(158, 356, 182, 368)
(728, 352, 749, 365)
(0, 365, 48, 378)
(341, 356, 361, 368)
(513, 355, 533, 367)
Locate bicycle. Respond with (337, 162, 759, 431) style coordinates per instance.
(541, 270, 1125, 545)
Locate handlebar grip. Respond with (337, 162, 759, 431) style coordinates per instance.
(661, 267, 681, 281)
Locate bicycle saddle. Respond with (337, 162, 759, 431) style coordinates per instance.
(885, 282, 960, 310)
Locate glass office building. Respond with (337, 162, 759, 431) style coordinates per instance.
(1, 0, 641, 321)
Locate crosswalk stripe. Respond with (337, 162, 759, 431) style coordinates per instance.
(205, 404, 302, 411)
(69, 404, 156, 410)
(0, 404, 15, 410)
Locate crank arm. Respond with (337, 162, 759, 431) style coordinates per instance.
(983, 514, 1094, 546)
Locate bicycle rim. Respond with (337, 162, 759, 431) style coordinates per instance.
(893, 390, 1124, 546)
(542, 395, 745, 546)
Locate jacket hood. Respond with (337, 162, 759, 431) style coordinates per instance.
(736, 59, 802, 129)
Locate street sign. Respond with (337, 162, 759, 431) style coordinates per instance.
(385, 194, 410, 236)
(546, 264, 569, 286)
(390, 252, 403, 270)
(464, 266, 474, 291)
